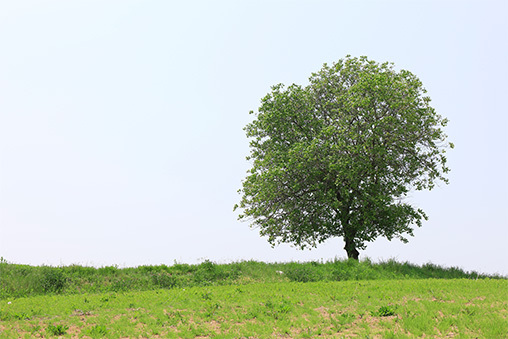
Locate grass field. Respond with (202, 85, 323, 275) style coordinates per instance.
(0, 259, 506, 338)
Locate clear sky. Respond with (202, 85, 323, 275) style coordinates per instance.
(1, 0, 507, 275)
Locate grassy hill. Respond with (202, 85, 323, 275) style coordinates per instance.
(0, 258, 506, 338)
(0, 257, 503, 299)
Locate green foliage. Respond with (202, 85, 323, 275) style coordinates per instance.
(86, 324, 109, 338)
(263, 299, 292, 319)
(192, 260, 240, 285)
(151, 272, 177, 289)
(373, 305, 397, 317)
(46, 323, 68, 336)
(13, 311, 31, 320)
(236, 55, 453, 259)
(337, 312, 356, 325)
(39, 267, 67, 293)
(0, 258, 504, 300)
(203, 302, 221, 318)
(285, 264, 320, 282)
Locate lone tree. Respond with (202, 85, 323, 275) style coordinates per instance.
(235, 56, 453, 260)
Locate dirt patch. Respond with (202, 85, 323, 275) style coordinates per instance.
(314, 306, 330, 319)
(466, 296, 486, 306)
(207, 320, 221, 332)
(67, 325, 82, 337)
(71, 309, 94, 317)
(432, 297, 455, 303)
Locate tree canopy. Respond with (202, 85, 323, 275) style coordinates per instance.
(235, 56, 453, 259)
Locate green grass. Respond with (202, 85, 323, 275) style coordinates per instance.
(0, 258, 506, 338)
(0, 257, 502, 299)
(1, 279, 506, 338)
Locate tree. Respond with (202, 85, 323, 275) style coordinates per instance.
(235, 56, 453, 260)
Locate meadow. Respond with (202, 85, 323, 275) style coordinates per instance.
(0, 258, 506, 338)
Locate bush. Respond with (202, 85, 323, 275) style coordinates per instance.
(285, 265, 319, 282)
(40, 267, 67, 294)
(193, 260, 239, 285)
(110, 278, 135, 292)
(97, 266, 119, 276)
(151, 272, 177, 289)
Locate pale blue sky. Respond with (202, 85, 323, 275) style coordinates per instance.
(1, 1, 507, 275)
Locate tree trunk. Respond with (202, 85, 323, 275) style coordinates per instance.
(344, 235, 359, 260)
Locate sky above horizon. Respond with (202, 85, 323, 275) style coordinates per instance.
(1, 1, 507, 275)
